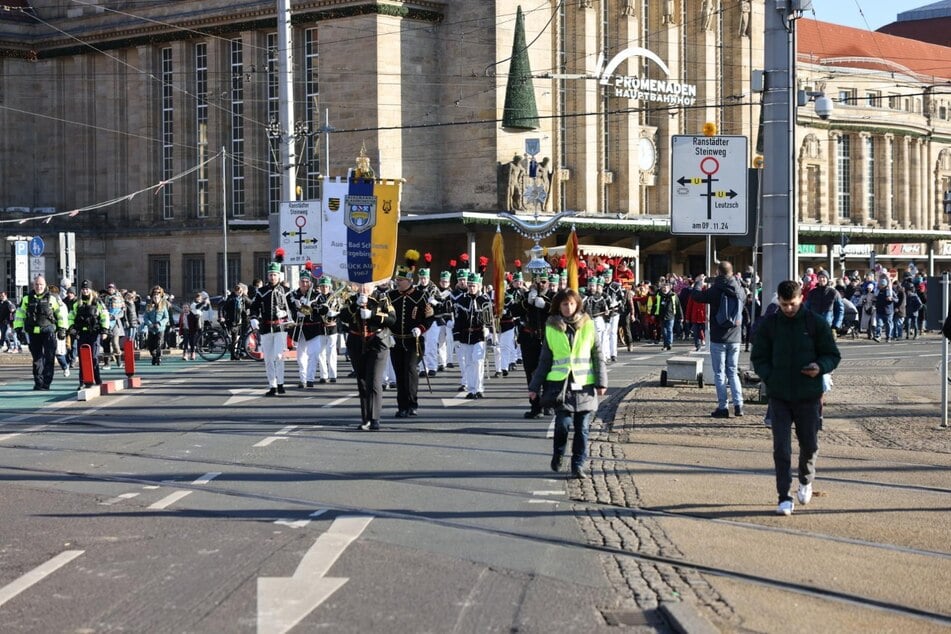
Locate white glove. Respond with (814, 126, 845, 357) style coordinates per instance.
(276, 309, 287, 319)
(411, 327, 422, 338)
(326, 310, 338, 318)
(356, 294, 368, 307)
(359, 308, 372, 320)
(299, 297, 311, 307)
(250, 318, 260, 330)
(528, 289, 538, 302)
(533, 297, 546, 309)
(428, 297, 439, 306)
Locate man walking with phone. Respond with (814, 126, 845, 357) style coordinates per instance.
(750, 280, 840, 516)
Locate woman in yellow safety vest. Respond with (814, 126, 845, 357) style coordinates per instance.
(528, 288, 608, 479)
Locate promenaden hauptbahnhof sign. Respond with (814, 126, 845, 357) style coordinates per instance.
(597, 47, 698, 106)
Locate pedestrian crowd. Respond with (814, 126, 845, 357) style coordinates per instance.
(0, 253, 937, 510)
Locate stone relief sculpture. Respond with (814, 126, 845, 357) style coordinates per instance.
(700, 0, 717, 31)
(578, 0, 592, 8)
(662, 0, 676, 25)
(738, 0, 751, 37)
(499, 154, 527, 212)
(802, 134, 821, 160)
(621, 1, 635, 17)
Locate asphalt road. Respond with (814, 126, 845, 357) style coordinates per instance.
(0, 347, 672, 633)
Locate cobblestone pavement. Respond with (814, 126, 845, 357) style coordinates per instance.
(574, 340, 951, 629)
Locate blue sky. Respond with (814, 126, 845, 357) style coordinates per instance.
(806, 1, 921, 30)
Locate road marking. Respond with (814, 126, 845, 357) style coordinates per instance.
(148, 490, 192, 510)
(99, 492, 140, 506)
(546, 416, 556, 438)
(0, 550, 84, 609)
(527, 499, 559, 504)
(439, 396, 471, 407)
(258, 515, 373, 634)
(273, 510, 327, 529)
(275, 426, 297, 436)
(321, 395, 355, 408)
(142, 485, 160, 490)
(254, 437, 288, 448)
(224, 388, 261, 406)
(532, 491, 565, 496)
(0, 424, 47, 444)
(192, 472, 222, 485)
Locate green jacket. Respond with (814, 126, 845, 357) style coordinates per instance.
(750, 306, 841, 402)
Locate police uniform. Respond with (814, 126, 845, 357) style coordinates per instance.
(289, 271, 322, 388)
(251, 262, 291, 395)
(511, 273, 555, 417)
(452, 273, 492, 398)
(14, 282, 68, 390)
(339, 287, 396, 430)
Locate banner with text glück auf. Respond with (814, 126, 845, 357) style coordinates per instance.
(321, 176, 401, 284)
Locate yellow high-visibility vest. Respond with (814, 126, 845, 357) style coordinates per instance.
(544, 319, 596, 385)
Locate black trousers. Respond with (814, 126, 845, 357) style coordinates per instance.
(770, 396, 821, 503)
(77, 332, 102, 385)
(146, 332, 163, 359)
(347, 334, 388, 424)
(28, 328, 57, 389)
(390, 343, 420, 411)
(520, 337, 543, 413)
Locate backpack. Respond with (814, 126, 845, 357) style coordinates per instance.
(905, 293, 922, 314)
(715, 292, 743, 328)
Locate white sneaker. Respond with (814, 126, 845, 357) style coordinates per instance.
(63, 367, 70, 378)
(776, 500, 794, 516)
(102, 364, 111, 371)
(797, 482, 813, 505)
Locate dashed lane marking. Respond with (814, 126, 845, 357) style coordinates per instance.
(0, 424, 47, 444)
(0, 550, 85, 609)
(254, 437, 288, 448)
(532, 491, 565, 496)
(192, 472, 222, 485)
(148, 490, 192, 510)
(527, 499, 560, 504)
(99, 492, 140, 506)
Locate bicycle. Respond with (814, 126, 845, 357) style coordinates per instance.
(196, 324, 263, 362)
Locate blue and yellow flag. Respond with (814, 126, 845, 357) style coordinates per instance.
(321, 176, 401, 284)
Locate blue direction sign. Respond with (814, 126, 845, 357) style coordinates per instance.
(28, 236, 45, 257)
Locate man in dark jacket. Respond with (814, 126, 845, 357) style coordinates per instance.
(689, 261, 746, 418)
(750, 280, 841, 516)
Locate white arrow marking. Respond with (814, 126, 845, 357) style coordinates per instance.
(257, 515, 373, 634)
(99, 492, 140, 506)
(224, 388, 263, 406)
(0, 550, 84, 609)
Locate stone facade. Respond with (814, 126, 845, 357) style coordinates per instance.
(0, 2, 949, 295)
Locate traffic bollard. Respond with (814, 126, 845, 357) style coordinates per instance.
(124, 338, 135, 377)
(79, 344, 95, 386)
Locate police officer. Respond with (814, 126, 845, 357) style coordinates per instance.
(339, 282, 396, 430)
(14, 275, 68, 390)
(251, 262, 291, 396)
(68, 280, 109, 385)
(389, 264, 434, 417)
(512, 271, 555, 418)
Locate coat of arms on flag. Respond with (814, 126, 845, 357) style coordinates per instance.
(327, 197, 341, 212)
(344, 195, 376, 233)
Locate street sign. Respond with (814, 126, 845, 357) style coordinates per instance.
(29, 256, 45, 279)
(28, 235, 45, 257)
(278, 201, 321, 266)
(14, 240, 28, 286)
(670, 135, 748, 235)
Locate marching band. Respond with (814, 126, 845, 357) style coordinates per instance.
(245, 248, 633, 429)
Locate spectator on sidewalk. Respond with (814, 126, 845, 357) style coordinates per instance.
(689, 261, 746, 418)
(0, 291, 18, 352)
(804, 270, 844, 332)
(750, 280, 841, 517)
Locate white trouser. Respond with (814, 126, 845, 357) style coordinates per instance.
(593, 316, 606, 352)
(422, 325, 440, 372)
(491, 335, 503, 373)
(316, 334, 338, 379)
(437, 323, 451, 367)
(500, 328, 517, 369)
(607, 313, 620, 358)
(383, 354, 395, 383)
(446, 319, 457, 363)
(457, 341, 485, 394)
(296, 335, 320, 383)
(261, 331, 286, 388)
